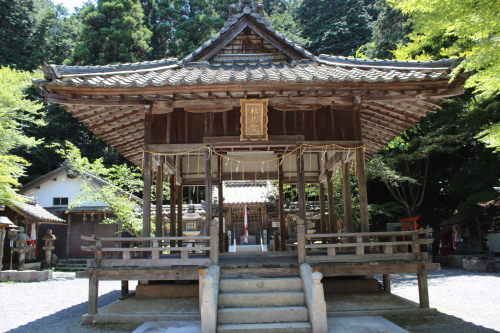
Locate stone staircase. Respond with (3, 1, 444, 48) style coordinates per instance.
(54, 259, 87, 271)
(217, 277, 312, 333)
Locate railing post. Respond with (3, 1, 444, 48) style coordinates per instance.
(210, 219, 219, 265)
(152, 240, 159, 260)
(412, 234, 421, 253)
(297, 219, 306, 264)
(356, 235, 364, 255)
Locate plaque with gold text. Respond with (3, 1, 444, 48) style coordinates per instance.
(240, 99, 268, 141)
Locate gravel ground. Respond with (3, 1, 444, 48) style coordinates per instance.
(1, 267, 499, 333)
(0, 272, 138, 333)
(381, 267, 500, 332)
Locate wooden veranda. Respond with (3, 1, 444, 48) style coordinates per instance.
(35, 0, 467, 325)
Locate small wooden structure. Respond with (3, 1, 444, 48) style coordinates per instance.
(36, 0, 467, 321)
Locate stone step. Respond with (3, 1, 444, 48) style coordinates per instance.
(218, 306, 309, 324)
(217, 322, 312, 333)
(219, 291, 305, 308)
(220, 277, 302, 293)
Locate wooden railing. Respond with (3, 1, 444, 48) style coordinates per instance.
(296, 219, 433, 264)
(81, 220, 219, 268)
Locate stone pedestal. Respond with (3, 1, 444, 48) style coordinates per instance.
(13, 227, 31, 271)
(42, 229, 57, 269)
(463, 258, 497, 272)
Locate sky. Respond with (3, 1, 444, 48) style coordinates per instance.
(55, 0, 91, 12)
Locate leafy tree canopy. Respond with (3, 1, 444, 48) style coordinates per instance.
(388, 0, 500, 97)
(0, 67, 44, 204)
(297, 0, 374, 56)
(72, 0, 152, 65)
(56, 141, 147, 236)
(0, 0, 78, 70)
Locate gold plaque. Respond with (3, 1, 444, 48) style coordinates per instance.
(240, 99, 268, 141)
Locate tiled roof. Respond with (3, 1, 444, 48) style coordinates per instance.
(10, 196, 65, 224)
(35, 1, 460, 89)
(213, 181, 273, 204)
(179, 7, 316, 65)
(42, 61, 453, 88)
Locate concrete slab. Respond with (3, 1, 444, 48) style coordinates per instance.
(0, 269, 52, 282)
(327, 316, 409, 333)
(130, 316, 408, 333)
(326, 291, 415, 312)
(132, 321, 201, 333)
(100, 297, 199, 314)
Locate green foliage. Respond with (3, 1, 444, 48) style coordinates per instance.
(297, 0, 374, 56)
(13, 84, 127, 183)
(56, 142, 147, 236)
(0, 67, 43, 204)
(268, 9, 309, 46)
(368, 94, 500, 226)
(330, 168, 361, 226)
(0, 0, 78, 70)
(477, 122, 500, 153)
(72, 0, 152, 65)
(358, 0, 412, 59)
(388, 0, 500, 96)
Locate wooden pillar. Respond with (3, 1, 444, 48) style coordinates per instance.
(296, 152, 307, 222)
(326, 171, 337, 234)
(155, 162, 164, 238)
(278, 155, 286, 251)
(383, 274, 391, 293)
(356, 147, 369, 232)
(169, 174, 176, 247)
(66, 213, 72, 258)
(343, 161, 354, 233)
(417, 263, 430, 308)
(218, 155, 224, 251)
(143, 153, 152, 253)
(121, 280, 129, 297)
(319, 183, 326, 237)
(0, 229, 5, 270)
(204, 149, 212, 237)
(88, 271, 98, 315)
(177, 183, 183, 246)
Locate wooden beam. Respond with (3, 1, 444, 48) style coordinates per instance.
(143, 152, 152, 247)
(319, 182, 326, 236)
(356, 147, 369, 232)
(218, 155, 224, 251)
(47, 93, 149, 106)
(169, 174, 176, 247)
(361, 120, 401, 137)
(417, 262, 430, 308)
(185, 106, 233, 113)
(88, 111, 141, 130)
(361, 117, 407, 134)
(204, 149, 213, 237)
(177, 182, 183, 245)
(96, 120, 144, 138)
(363, 108, 416, 126)
(326, 171, 336, 234)
(279, 156, 286, 251)
(155, 161, 164, 238)
(273, 104, 322, 111)
(343, 158, 354, 233)
(364, 102, 420, 121)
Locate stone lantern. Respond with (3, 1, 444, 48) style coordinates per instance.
(42, 229, 56, 269)
(13, 226, 30, 271)
(182, 204, 203, 237)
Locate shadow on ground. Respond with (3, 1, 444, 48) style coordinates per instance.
(386, 312, 500, 333)
(6, 290, 137, 333)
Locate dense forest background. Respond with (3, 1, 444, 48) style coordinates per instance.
(1, 0, 499, 233)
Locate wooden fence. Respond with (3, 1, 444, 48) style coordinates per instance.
(296, 219, 433, 264)
(81, 220, 219, 268)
